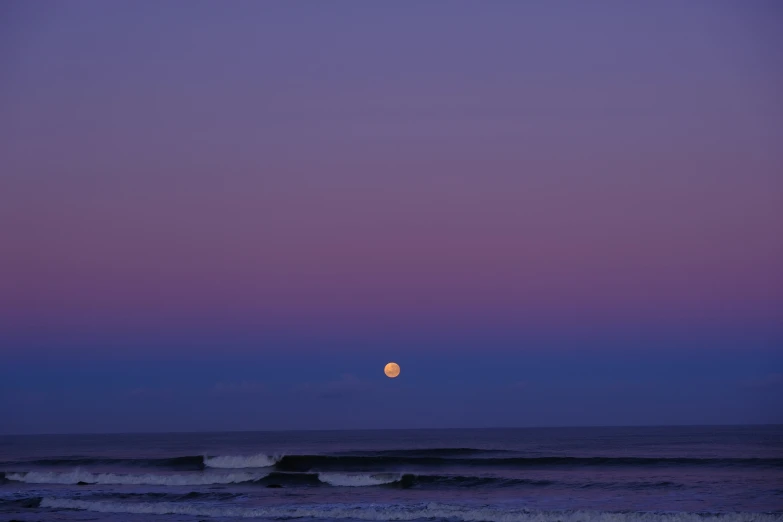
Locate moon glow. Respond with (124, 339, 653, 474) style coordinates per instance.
(384, 362, 400, 378)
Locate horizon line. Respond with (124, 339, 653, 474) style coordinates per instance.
(3, 422, 780, 437)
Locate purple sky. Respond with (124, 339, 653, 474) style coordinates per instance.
(1, 1, 781, 433)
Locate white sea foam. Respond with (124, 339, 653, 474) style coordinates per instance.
(38, 498, 783, 522)
(203, 453, 280, 468)
(318, 472, 401, 487)
(8, 470, 263, 486)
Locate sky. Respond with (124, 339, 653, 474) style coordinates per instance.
(1, 1, 781, 434)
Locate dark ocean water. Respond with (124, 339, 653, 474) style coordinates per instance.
(1, 426, 781, 521)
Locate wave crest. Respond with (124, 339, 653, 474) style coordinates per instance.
(204, 453, 280, 469)
(318, 473, 401, 487)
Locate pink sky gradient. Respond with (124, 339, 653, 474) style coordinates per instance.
(1, 1, 781, 354)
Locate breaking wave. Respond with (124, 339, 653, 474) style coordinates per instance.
(6, 470, 264, 486)
(38, 498, 783, 521)
(317, 473, 401, 487)
(204, 453, 280, 469)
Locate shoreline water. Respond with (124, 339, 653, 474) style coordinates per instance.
(2, 426, 781, 521)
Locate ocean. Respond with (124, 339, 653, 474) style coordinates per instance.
(1, 425, 781, 521)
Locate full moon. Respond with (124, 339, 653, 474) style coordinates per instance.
(384, 362, 400, 378)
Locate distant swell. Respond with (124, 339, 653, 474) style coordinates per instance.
(38, 498, 783, 521)
(6, 470, 265, 486)
(340, 447, 511, 457)
(272, 455, 783, 472)
(0, 455, 205, 471)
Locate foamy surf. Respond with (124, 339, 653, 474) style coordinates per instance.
(37, 498, 783, 522)
(8, 470, 264, 486)
(318, 472, 401, 486)
(204, 453, 280, 468)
